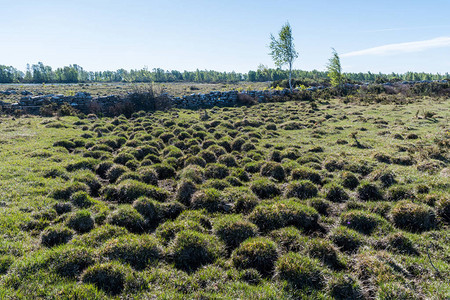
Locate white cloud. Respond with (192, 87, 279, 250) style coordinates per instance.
(342, 37, 450, 57)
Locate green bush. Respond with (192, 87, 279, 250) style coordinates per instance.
(326, 273, 364, 300)
(437, 198, 450, 223)
(51, 182, 89, 200)
(137, 167, 158, 185)
(323, 183, 349, 202)
(250, 178, 281, 199)
(48, 246, 95, 278)
(152, 163, 176, 179)
(356, 181, 383, 201)
(249, 199, 319, 232)
(378, 232, 418, 255)
(175, 180, 197, 205)
(329, 226, 363, 253)
(231, 237, 278, 276)
(54, 202, 72, 215)
(179, 165, 204, 184)
(184, 156, 207, 168)
(40, 226, 74, 247)
(70, 191, 96, 208)
(0, 256, 14, 275)
(284, 180, 318, 199)
(291, 167, 322, 184)
(204, 163, 229, 179)
(156, 219, 205, 244)
(340, 171, 359, 189)
(309, 198, 331, 215)
(238, 268, 262, 285)
(100, 234, 162, 270)
(217, 154, 238, 167)
(66, 158, 98, 172)
(106, 164, 128, 183)
(307, 238, 344, 270)
(340, 210, 387, 235)
(391, 200, 436, 232)
(268, 226, 307, 253)
(113, 153, 135, 165)
(81, 262, 129, 295)
(386, 185, 414, 201)
(170, 230, 224, 272)
(213, 215, 258, 250)
(260, 162, 285, 181)
(191, 188, 227, 213)
(107, 206, 146, 233)
(275, 252, 324, 289)
(96, 161, 114, 179)
(67, 210, 95, 233)
(70, 224, 128, 248)
(103, 179, 169, 203)
(226, 187, 259, 214)
(132, 197, 159, 222)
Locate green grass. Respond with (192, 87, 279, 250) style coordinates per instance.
(0, 96, 448, 298)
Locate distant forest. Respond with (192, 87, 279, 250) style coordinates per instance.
(0, 62, 449, 84)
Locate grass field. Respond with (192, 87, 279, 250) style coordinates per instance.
(0, 96, 448, 299)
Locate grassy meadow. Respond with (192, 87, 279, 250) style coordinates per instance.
(0, 95, 448, 299)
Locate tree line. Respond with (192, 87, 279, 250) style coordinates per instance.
(0, 62, 448, 84)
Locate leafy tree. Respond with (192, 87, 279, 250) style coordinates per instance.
(326, 48, 343, 92)
(269, 22, 299, 91)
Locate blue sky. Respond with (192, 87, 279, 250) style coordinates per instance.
(1, 0, 450, 74)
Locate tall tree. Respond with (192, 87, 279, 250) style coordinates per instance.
(326, 48, 343, 92)
(269, 22, 299, 91)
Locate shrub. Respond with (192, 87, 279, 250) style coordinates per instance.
(103, 179, 169, 203)
(113, 153, 135, 165)
(184, 156, 207, 168)
(341, 171, 359, 189)
(437, 198, 450, 223)
(66, 158, 98, 172)
(106, 164, 128, 183)
(67, 210, 95, 233)
(137, 167, 158, 185)
(107, 206, 146, 233)
(323, 183, 349, 203)
(268, 226, 307, 253)
(199, 150, 217, 163)
(213, 215, 258, 250)
(70, 224, 128, 248)
(249, 200, 319, 232)
(100, 234, 162, 270)
(391, 200, 436, 232)
(238, 268, 262, 285)
(217, 154, 238, 167)
(326, 274, 364, 300)
(329, 226, 363, 253)
(378, 232, 418, 255)
(177, 209, 211, 229)
(179, 165, 204, 184)
(356, 181, 383, 201)
(231, 138, 246, 151)
(307, 238, 343, 269)
(0, 256, 13, 275)
(51, 182, 89, 200)
(340, 210, 387, 235)
(96, 161, 114, 179)
(81, 262, 129, 295)
(250, 178, 281, 199)
(132, 197, 159, 222)
(284, 180, 318, 199)
(70, 191, 96, 208)
(54, 202, 72, 215)
(204, 163, 229, 179)
(231, 237, 278, 276)
(386, 185, 414, 201)
(291, 167, 321, 184)
(241, 142, 256, 152)
(156, 219, 205, 244)
(175, 180, 197, 206)
(48, 246, 95, 278)
(152, 163, 176, 180)
(244, 162, 263, 173)
(309, 198, 331, 216)
(275, 252, 323, 289)
(40, 226, 74, 247)
(158, 201, 185, 220)
(260, 162, 285, 181)
(170, 230, 224, 272)
(191, 188, 227, 213)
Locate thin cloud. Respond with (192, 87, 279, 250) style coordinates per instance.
(362, 25, 450, 33)
(342, 37, 450, 57)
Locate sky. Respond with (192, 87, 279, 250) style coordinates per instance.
(1, 0, 450, 74)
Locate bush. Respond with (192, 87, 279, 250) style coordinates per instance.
(132, 197, 159, 222)
(137, 167, 158, 186)
(199, 150, 217, 164)
(213, 215, 258, 251)
(386, 185, 414, 201)
(113, 153, 135, 165)
(275, 252, 323, 289)
(152, 163, 176, 180)
(100, 234, 162, 270)
(307, 238, 343, 270)
(291, 167, 321, 184)
(217, 154, 238, 167)
(107, 206, 146, 233)
(284, 180, 318, 199)
(70, 224, 128, 248)
(204, 163, 229, 179)
(54, 202, 72, 215)
(40, 226, 74, 247)
(268, 226, 307, 253)
(341, 171, 359, 189)
(81, 262, 129, 295)
(66, 158, 98, 172)
(103, 179, 169, 203)
(48, 246, 95, 278)
(327, 274, 364, 300)
(260, 162, 285, 181)
(391, 200, 436, 232)
(340, 210, 387, 235)
(250, 178, 281, 199)
(70, 191, 96, 208)
(379, 232, 418, 255)
(175, 180, 197, 206)
(184, 156, 207, 168)
(238, 268, 262, 285)
(156, 219, 205, 244)
(309, 198, 331, 216)
(191, 188, 227, 213)
(323, 183, 349, 202)
(170, 230, 224, 272)
(437, 198, 450, 223)
(249, 199, 319, 232)
(329, 226, 363, 253)
(96, 161, 114, 179)
(51, 182, 89, 200)
(106, 164, 128, 183)
(356, 181, 383, 201)
(67, 210, 95, 233)
(179, 165, 204, 184)
(231, 237, 278, 276)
